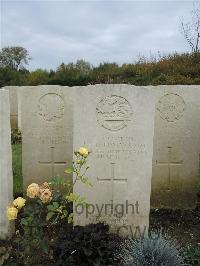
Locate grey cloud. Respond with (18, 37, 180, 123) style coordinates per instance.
(1, 0, 195, 70)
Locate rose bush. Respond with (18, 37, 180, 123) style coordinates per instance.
(6, 147, 92, 264)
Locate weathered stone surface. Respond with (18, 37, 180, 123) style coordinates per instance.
(3, 86, 19, 129)
(0, 89, 13, 239)
(151, 85, 200, 209)
(73, 84, 157, 236)
(21, 86, 73, 190)
(17, 87, 22, 130)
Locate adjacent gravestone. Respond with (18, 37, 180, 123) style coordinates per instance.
(73, 84, 157, 236)
(151, 85, 200, 209)
(3, 86, 19, 129)
(0, 89, 13, 239)
(21, 86, 73, 190)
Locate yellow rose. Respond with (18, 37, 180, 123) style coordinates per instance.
(78, 147, 89, 157)
(7, 207, 18, 220)
(39, 188, 52, 203)
(27, 183, 40, 198)
(13, 197, 26, 209)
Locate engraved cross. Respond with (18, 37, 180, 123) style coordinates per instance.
(156, 147, 183, 190)
(97, 162, 127, 200)
(39, 146, 66, 178)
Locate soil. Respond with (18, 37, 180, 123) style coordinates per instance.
(150, 208, 200, 246)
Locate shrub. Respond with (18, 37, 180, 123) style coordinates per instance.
(5, 147, 92, 265)
(186, 245, 200, 265)
(52, 223, 122, 266)
(0, 246, 11, 265)
(116, 232, 185, 266)
(11, 129, 21, 144)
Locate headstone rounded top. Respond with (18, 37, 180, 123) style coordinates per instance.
(96, 95, 133, 131)
(157, 93, 186, 122)
(38, 93, 65, 122)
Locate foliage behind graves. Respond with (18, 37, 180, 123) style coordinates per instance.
(0, 52, 200, 87)
(11, 129, 21, 145)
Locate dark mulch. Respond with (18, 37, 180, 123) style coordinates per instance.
(150, 208, 200, 245)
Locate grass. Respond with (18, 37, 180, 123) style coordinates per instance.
(12, 143, 22, 196)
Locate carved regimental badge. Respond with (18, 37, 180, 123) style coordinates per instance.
(38, 93, 65, 122)
(96, 95, 133, 131)
(157, 93, 186, 122)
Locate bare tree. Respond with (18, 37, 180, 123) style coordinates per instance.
(180, 3, 200, 53)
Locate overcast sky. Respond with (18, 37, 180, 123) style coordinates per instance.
(0, 0, 197, 70)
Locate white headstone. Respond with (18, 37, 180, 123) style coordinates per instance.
(3, 86, 19, 129)
(0, 89, 13, 239)
(73, 85, 156, 236)
(21, 86, 73, 190)
(151, 85, 200, 209)
(17, 87, 22, 130)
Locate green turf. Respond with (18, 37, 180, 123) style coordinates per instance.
(12, 143, 22, 195)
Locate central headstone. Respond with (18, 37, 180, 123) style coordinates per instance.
(73, 84, 156, 236)
(21, 86, 73, 190)
(0, 89, 13, 239)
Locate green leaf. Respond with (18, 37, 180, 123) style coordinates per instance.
(20, 218, 28, 226)
(49, 176, 66, 185)
(64, 166, 74, 174)
(68, 213, 73, 224)
(47, 204, 54, 211)
(39, 241, 49, 254)
(52, 202, 59, 208)
(46, 212, 54, 221)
